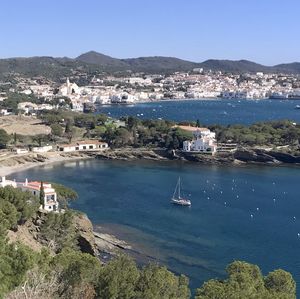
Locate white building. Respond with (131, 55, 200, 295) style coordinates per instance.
(0, 177, 59, 212)
(57, 140, 109, 152)
(0, 109, 12, 116)
(59, 78, 79, 97)
(17, 180, 59, 212)
(0, 176, 17, 188)
(14, 148, 29, 154)
(32, 145, 53, 153)
(179, 126, 217, 154)
(110, 93, 137, 104)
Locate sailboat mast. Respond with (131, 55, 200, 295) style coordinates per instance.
(178, 177, 181, 198)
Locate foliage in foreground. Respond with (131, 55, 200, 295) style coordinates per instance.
(0, 186, 296, 299)
(195, 261, 296, 299)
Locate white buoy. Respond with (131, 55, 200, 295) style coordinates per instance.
(252, 189, 255, 192)
(224, 202, 227, 206)
(220, 191, 223, 194)
(298, 233, 300, 237)
(207, 197, 210, 200)
(273, 198, 276, 202)
(256, 207, 259, 211)
(236, 195, 239, 198)
(293, 216, 296, 220)
(250, 214, 253, 218)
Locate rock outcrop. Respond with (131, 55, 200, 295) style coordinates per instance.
(73, 213, 98, 256)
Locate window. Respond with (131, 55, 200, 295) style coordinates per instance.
(89, 145, 93, 149)
(83, 146, 86, 150)
(75, 147, 79, 150)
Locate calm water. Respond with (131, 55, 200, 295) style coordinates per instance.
(98, 99, 300, 125)
(11, 160, 300, 292)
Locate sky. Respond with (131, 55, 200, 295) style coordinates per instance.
(0, 0, 299, 65)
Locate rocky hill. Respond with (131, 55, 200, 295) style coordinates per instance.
(1, 51, 300, 80)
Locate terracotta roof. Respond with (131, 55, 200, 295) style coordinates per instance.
(58, 144, 76, 148)
(19, 181, 54, 193)
(175, 125, 210, 132)
(58, 140, 107, 147)
(76, 140, 105, 145)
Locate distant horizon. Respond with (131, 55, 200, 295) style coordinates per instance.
(0, 50, 299, 67)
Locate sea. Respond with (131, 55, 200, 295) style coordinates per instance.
(11, 99, 300, 293)
(98, 98, 300, 125)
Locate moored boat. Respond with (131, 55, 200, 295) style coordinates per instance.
(171, 177, 191, 206)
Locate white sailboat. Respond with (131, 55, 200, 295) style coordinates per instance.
(171, 177, 191, 206)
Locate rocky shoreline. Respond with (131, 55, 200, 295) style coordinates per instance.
(0, 147, 299, 179)
(94, 147, 300, 166)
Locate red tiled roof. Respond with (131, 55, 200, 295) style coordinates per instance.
(175, 125, 210, 132)
(58, 140, 107, 147)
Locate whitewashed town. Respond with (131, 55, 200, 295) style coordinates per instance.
(1, 69, 300, 116)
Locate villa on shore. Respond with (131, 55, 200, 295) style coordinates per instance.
(177, 125, 218, 154)
(0, 176, 59, 212)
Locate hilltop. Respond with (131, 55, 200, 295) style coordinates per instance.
(0, 51, 300, 80)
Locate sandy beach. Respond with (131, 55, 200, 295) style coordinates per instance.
(0, 151, 94, 177)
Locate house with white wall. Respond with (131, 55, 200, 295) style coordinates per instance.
(32, 145, 53, 153)
(0, 176, 17, 188)
(0, 176, 59, 212)
(57, 140, 108, 152)
(17, 180, 59, 212)
(178, 125, 217, 154)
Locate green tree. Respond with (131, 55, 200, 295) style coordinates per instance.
(264, 269, 296, 298)
(40, 210, 78, 253)
(96, 255, 139, 299)
(51, 183, 78, 208)
(0, 186, 39, 224)
(50, 123, 64, 137)
(195, 261, 296, 299)
(53, 248, 101, 298)
(0, 129, 10, 148)
(0, 240, 37, 297)
(0, 201, 19, 230)
(136, 264, 190, 299)
(13, 133, 17, 146)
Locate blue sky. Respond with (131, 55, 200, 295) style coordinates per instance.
(1, 0, 299, 64)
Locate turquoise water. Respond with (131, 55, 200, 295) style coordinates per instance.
(98, 99, 300, 125)
(11, 160, 300, 292)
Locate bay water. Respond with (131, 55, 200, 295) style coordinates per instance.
(98, 99, 300, 125)
(11, 160, 300, 292)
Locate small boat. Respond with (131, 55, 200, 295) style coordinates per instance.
(295, 105, 300, 109)
(171, 177, 191, 206)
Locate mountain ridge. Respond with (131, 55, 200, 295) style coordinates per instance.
(0, 51, 299, 80)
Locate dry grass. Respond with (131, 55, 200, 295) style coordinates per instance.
(0, 115, 51, 136)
